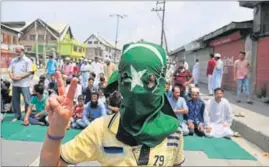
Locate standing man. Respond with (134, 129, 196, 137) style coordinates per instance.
(206, 53, 216, 95)
(80, 59, 92, 89)
(212, 53, 223, 90)
(173, 59, 194, 97)
(46, 55, 57, 80)
(38, 41, 184, 166)
(8, 45, 32, 122)
(61, 57, 73, 78)
(192, 59, 200, 87)
(103, 58, 116, 81)
(234, 51, 253, 104)
(92, 57, 104, 77)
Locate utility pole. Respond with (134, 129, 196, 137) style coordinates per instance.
(109, 14, 127, 62)
(151, 1, 166, 48)
(34, 21, 39, 67)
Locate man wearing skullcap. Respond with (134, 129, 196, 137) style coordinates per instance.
(187, 87, 205, 136)
(104, 57, 116, 81)
(61, 57, 73, 78)
(38, 41, 185, 166)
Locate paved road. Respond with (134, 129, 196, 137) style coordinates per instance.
(1, 70, 269, 166)
(1, 136, 268, 166)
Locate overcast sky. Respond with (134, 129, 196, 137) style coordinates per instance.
(2, 1, 253, 51)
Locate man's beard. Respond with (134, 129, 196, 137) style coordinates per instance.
(90, 101, 98, 108)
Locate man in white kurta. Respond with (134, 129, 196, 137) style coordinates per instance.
(92, 57, 104, 76)
(212, 53, 224, 90)
(204, 88, 234, 138)
(80, 59, 92, 89)
(192, 59, 200, 86)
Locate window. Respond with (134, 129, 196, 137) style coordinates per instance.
(79, 47, 82, 53)
(13, 36, 17, 44)
(46, 35, 50, 41)
(88, 41, 92, 44)
(94, 41, 98, 44)
(25, 46, 32, 52)
(73, 45, 77, 52)
(38, 35, 44, 41)
(29, 35, 35, 40)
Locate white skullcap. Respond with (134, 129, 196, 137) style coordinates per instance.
(214, 53, 221, 58)
(105, 57, 111, 62)
(192, 87, 200, 93)
(16, 45, 25, 50)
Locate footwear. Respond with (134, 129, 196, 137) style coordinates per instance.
(233, 132, 241, 137)
(12, 118, 18, 122)
(236, 100, 241, 103)
(247, 101, 253, 104)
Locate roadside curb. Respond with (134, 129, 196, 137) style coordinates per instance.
(231, 118, 269, 152)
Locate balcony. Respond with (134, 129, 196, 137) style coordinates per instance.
(239, 1, 261, 8)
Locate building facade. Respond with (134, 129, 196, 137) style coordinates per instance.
(84, 34, 121, 62)
(170, 1, 269, 97)
(2, 19, 86, 65)
(1, 24, 21, 68)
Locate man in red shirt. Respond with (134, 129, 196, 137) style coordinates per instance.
(206, 53, 216, 95)
(173, 60, 194, 97)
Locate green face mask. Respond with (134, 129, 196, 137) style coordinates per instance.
(115, 41, 179, 147)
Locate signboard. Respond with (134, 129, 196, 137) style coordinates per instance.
(209, 31, 242, 47)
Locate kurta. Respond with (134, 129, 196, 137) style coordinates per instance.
(104, 63, 116, 81)
(80, 63, 93, 89)
(212, 59, 223, 90)
(203, 98, 234, 138)
(192, 62, 200, 85)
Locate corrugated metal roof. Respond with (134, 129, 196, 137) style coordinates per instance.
(85, 34, 121, 50)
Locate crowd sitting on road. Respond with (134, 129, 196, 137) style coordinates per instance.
(0, 45, 242, 139)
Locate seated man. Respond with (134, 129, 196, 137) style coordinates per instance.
(107, 90, 122, 114)
(83, 77, 97, 104)
(76, 92, 107, 129)
(23, 83, 48, 126)
(168, 85, 189, 135)
(204, 88, 234, 138)
(70, 95, 85, 129)
(187, 88, 205, 136)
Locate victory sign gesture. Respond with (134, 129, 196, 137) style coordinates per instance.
(46, 71, 78, 136)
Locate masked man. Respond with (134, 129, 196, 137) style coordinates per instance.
(38, 41, 184, 166)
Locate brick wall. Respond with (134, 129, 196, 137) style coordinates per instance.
(256, 37, 269, 96)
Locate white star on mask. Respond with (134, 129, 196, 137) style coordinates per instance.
(130, 65, 147, 91)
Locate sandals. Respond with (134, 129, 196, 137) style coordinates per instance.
(233, 132, 241, 137)
(247, 101, 253, 105)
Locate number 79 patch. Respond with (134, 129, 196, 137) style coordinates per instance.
(153, 155, 165, 166)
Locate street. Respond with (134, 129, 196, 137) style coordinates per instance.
(1, 69, 269, 166)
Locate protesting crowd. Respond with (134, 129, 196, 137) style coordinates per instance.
(0, 42, 252, 166)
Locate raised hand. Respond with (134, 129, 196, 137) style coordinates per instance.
(46, 71, 78, 136)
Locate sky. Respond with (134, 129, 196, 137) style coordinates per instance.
(1, 1, 253, 51)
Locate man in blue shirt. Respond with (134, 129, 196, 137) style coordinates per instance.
(168, 85, 189, 135)
(46, 56, 57, 80)
(76, 92, 107, 128)
(187, 88, 205, 136)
